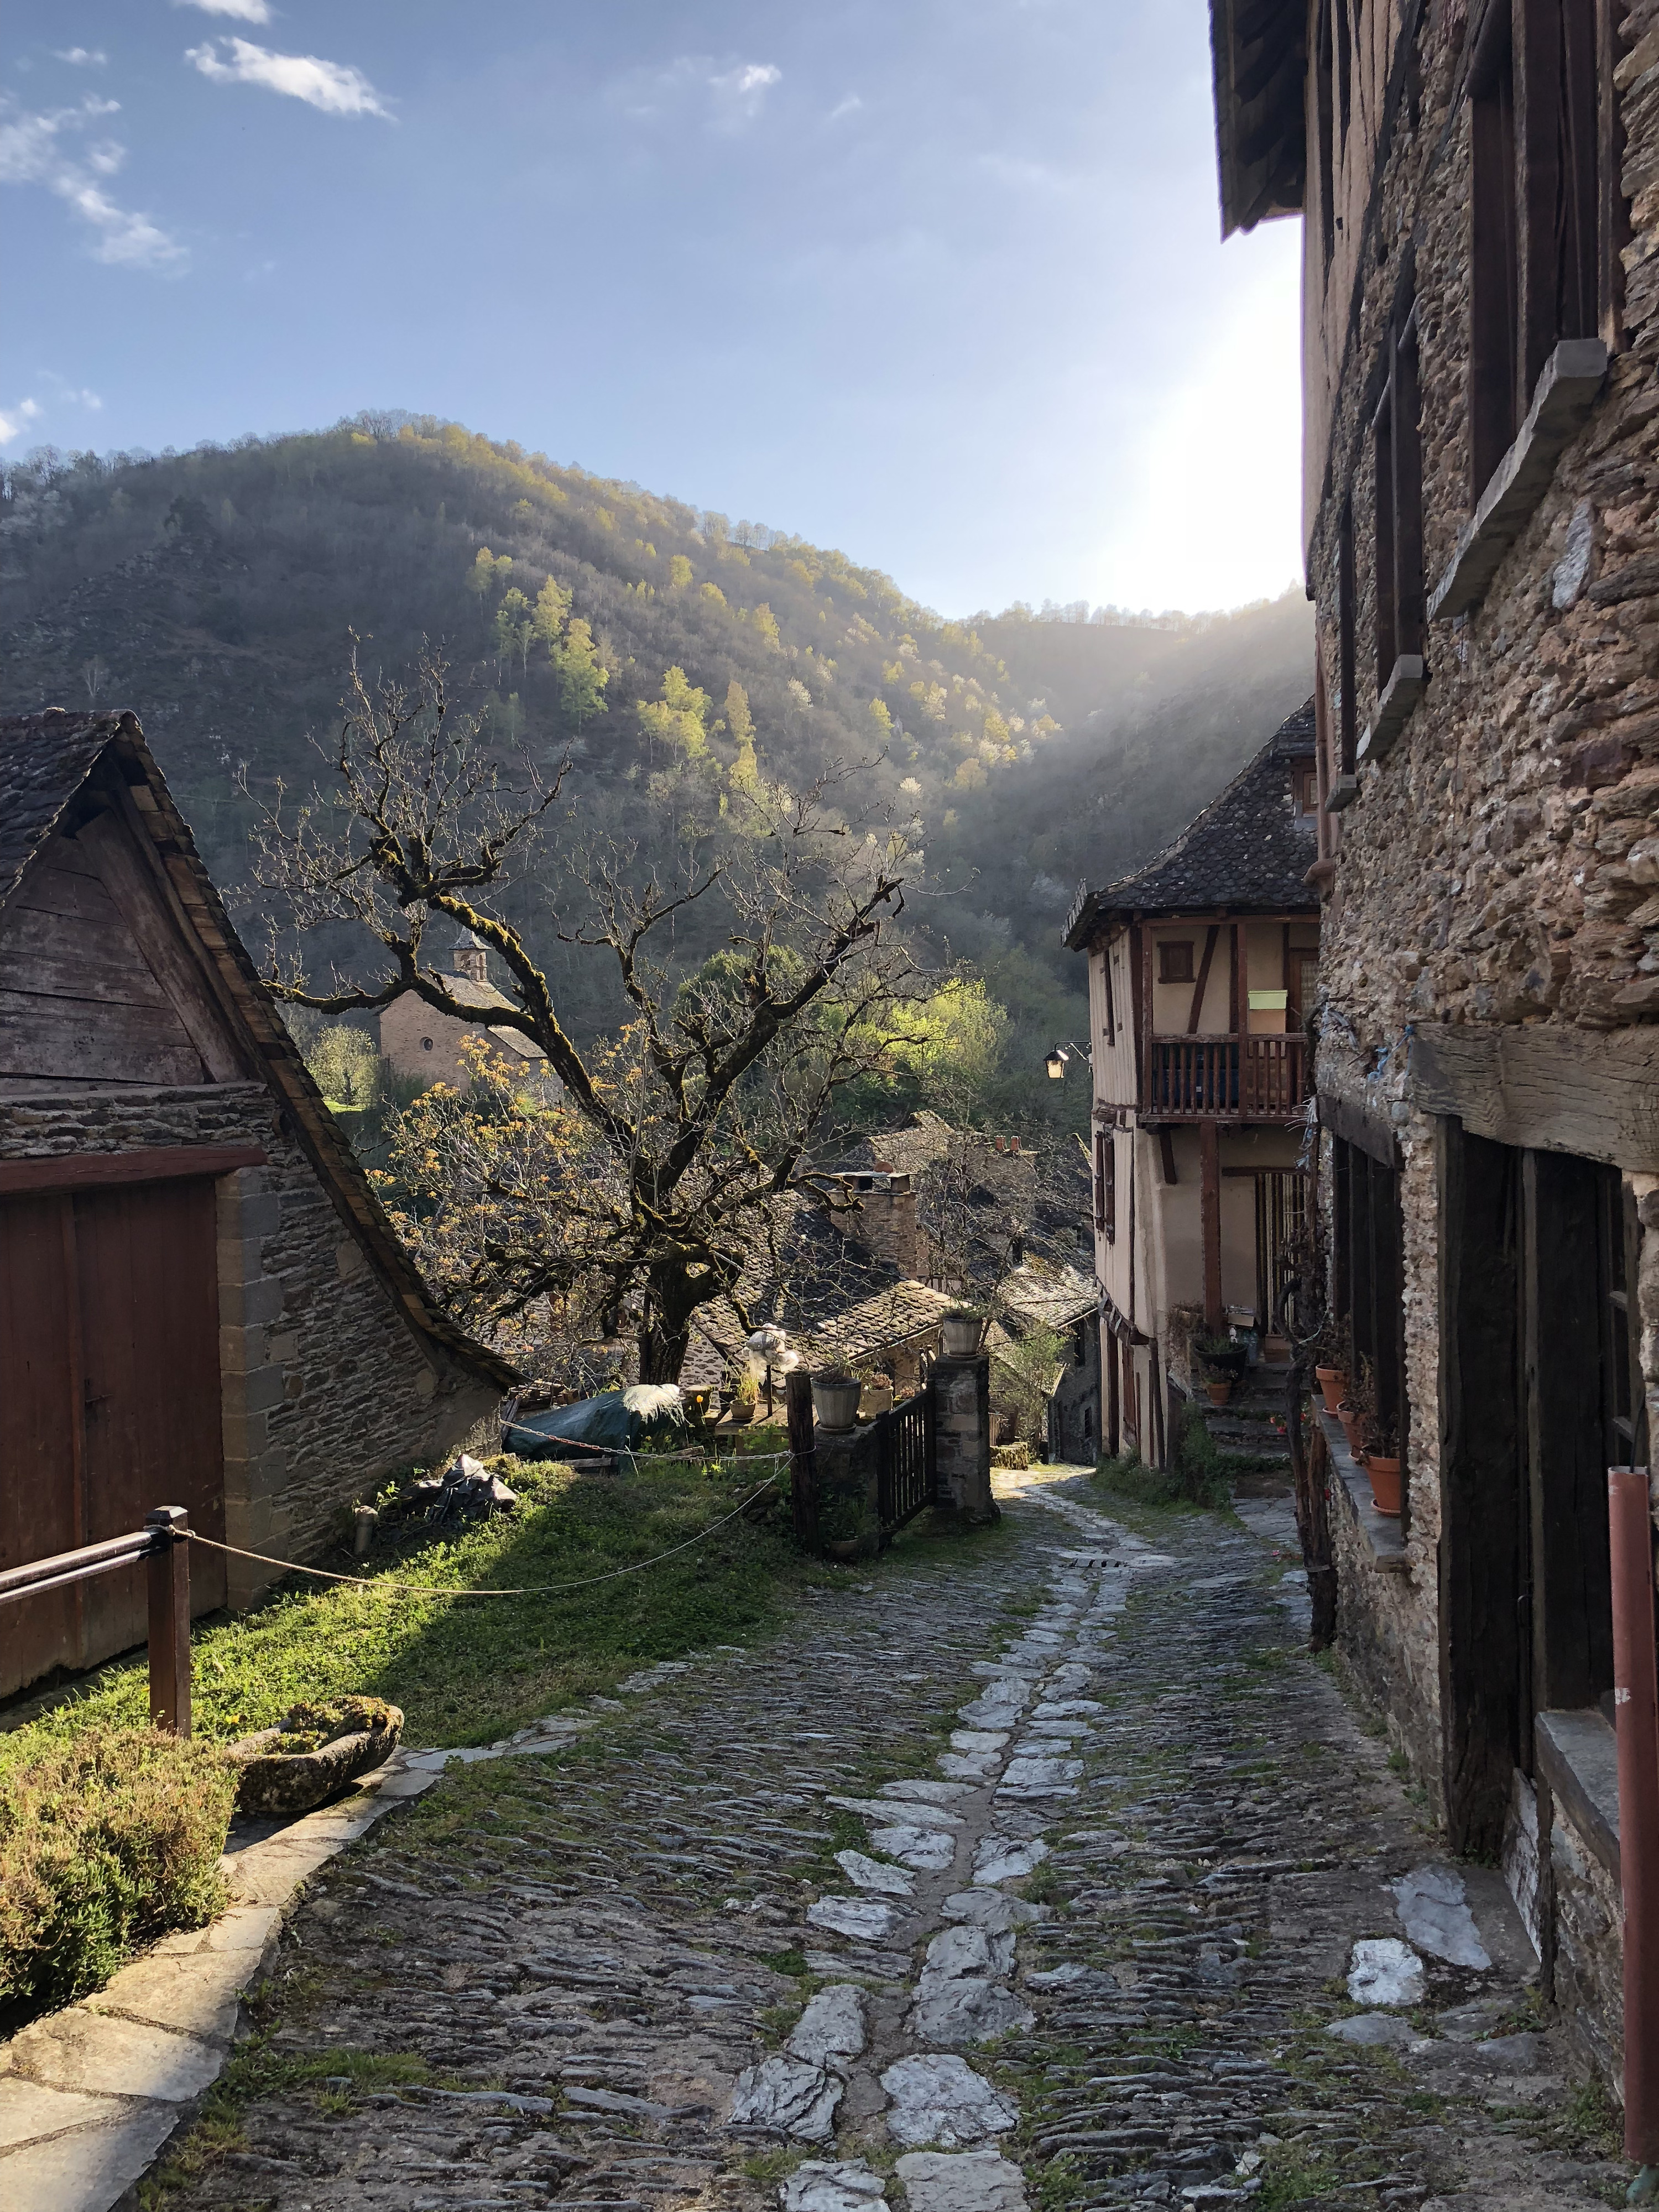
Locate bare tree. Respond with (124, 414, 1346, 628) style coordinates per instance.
(248, 645, 921, 1380)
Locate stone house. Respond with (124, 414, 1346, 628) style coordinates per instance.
(988, 1258, 1103, 1463)
(1210, 0, 1658, 2095)
(1063, 705, 1322, 1465)
(379, 928, 551, 1090)
(0, 709, 510, 1699)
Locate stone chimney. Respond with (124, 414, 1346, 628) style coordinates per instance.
(838, 1171, 925, 1280)
(452, 929, 489, 988)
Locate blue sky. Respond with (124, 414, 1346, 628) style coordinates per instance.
(1, 1, 1305, 616)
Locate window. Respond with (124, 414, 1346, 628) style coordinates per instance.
(1336, 495, 1357, 779)
(421, 1036, 434, 1051)
(1331, 1131, 1406, 1512)
(1374, 294, 1425, 688)
(1159, 940, 1194, 985)
(1316, 0, 1337, 270)
(1102, 943, 1117, 1044)
(1337, 0, 1353, 143)
(1469, 0, 1610, 500)
(1438, 1129, 1641, 1854)
(1293, 761, 1319, 816)
(1094, 1131, 1116, 1241)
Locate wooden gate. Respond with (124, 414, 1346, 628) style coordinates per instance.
(876, 1390, 935, 1543)
(0, 1176, 227, 1697)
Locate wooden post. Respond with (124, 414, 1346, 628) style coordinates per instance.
(145, 1506, 191, 1737)
(784, 1373, 818, 1553)
(1200, 1119, 1223, 1333)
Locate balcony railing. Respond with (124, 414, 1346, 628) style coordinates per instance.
(1146, 1034, 1308, 1120)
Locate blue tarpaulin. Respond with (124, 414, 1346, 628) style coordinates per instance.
(503, 1384, 686, 1463)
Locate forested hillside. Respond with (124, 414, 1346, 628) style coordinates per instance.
(0, 416, 1311, 1120)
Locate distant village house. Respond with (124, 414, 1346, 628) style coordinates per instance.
(379, 928, 551, 1090)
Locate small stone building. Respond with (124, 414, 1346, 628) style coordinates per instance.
(379, 928, 551, 1090)
(1211, 0, 1659, 2093)
(1064, 705, 1322, 1465)
(989, 1259, 1103, 1463)
(0, 710, 510, 1699)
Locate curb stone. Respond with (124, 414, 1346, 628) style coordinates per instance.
(0, 1692, 623, 2212)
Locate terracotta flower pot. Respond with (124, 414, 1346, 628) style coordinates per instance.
(1337, 1405, 1365, 1456)
(1205, 1380, 1232, 1407)
(1362, 1453, 1402, 1516)
(1315, 1366, 1348, 1415)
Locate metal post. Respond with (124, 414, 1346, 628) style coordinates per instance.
(145, 1506, 191, 1738)
(1609, 1467, 1659, 2169)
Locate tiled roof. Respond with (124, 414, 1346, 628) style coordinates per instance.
(804, 1281, 959, 1367)
(427, 974, 546, 1061)
(1064, 697, 1318, 946)
(997, 1259, 1099, 1332)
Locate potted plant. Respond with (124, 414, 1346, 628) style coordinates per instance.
(1195, 1333, 1247, 1405)
(1338, 1356, 1375, 1461)
(728, 1372, 759, 1427)
(813, 1368, 863, 1432)
(1314, 1319, 1352, 1416)
(941, 1307, 987, 1358)
(1360, 1410, 1402, 1517)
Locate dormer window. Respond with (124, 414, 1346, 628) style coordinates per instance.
(1159, 941, 1194, 985)
(1293, 763, 1319, 816)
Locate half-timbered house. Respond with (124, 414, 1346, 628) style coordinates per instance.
(1064, 703, 1321, 1464)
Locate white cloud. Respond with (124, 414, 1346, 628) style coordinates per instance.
(0, 397, 42, 446)
(827, 94, 863, 123)
(0, 96, 187, 272)
(54, 48, 107, 67)
(186, 38, 392, 117)
(40, 372, 102, 410)
(707, 60, 780, 127)
(173, 0, 273, 20)
(617, 55, 781, 132)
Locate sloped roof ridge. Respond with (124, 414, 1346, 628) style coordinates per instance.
(1066, 696, 1317, 939)
(0, 709, 514, 1391)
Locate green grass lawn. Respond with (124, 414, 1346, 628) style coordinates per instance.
(0, 1453, 818, 1770)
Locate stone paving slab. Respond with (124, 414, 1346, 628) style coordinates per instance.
(25, 1462, 1636, 2212)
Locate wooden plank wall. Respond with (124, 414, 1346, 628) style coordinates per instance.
(0, 818, 241, 1094)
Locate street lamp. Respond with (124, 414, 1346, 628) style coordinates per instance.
(1045, 1041, 1092, 1081)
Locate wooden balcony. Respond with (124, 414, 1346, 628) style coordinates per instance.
(1145, 1034, 1308, 1121)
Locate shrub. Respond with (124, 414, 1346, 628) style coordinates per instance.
(1095, 1401, 1230, 1510)
(0, 1728, 236, 2008)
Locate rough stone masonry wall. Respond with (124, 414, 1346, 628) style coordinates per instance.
(0, 1084, 497, 1604)
(1305, 0, 1659, 2086)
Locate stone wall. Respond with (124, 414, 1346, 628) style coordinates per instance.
(1550, 1802, 1626, 2096)
(1301, 1, 1659, 2093)
(0, 1083, 499, 1604)
(930, 1355, 995, 1522)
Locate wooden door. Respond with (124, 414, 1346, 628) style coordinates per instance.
(0, 1177, 226, 1698)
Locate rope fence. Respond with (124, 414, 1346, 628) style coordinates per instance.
(180, 1473, 781, 1600)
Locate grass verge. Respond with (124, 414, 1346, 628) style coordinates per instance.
(1, 1453, 814, 1766)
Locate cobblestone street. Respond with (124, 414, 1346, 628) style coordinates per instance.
(150, 1470, 1632, 2212)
